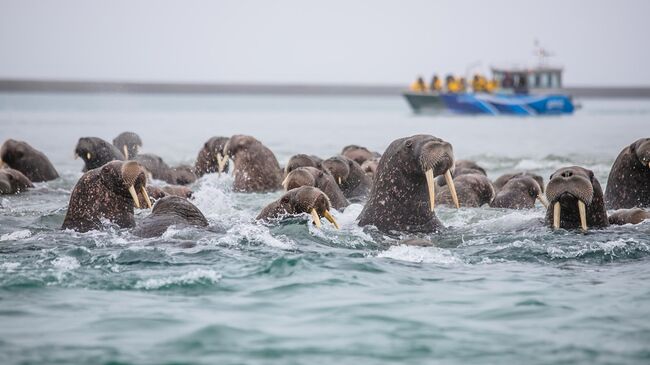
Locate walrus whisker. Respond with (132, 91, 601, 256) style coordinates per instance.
(141, 186, 152, 209)
(425, 169, 435, 211)
(323, 210, 339, 229)
(444, 170, 460, 209)
(578, 200, 588, 231)
(128, 185, 141, 209)
(122, 145, 129, 159)
(553, 202, 561, 229)
(310, 208, 321, 228)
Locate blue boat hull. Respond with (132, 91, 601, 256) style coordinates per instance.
(439, 93, 574, 115)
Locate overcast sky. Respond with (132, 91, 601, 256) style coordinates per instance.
(1, 0, 649, 86)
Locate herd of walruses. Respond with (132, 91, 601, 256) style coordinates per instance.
(1, 133, 648, 239)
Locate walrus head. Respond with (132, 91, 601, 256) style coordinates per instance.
(490, 175, 547, 209)
(0, 139, 59, 182)
(494, 171, 545, 193)
(195, 136, 230, 175)
(285, 154, 323, 175)
(100, 161, 152, 209)
(341, 145, 376, 165)
(360, 158, 379, 177)
(219, 135, 260, 173)
(75, 137, 124, 171)
(630, 138, 650, 169)
(0, 168, 34, 194)
(282, 166, 348, 210)
(256, 186, 339, 229)
(112, 132, 142, 160)
(545, 166, 608, 231)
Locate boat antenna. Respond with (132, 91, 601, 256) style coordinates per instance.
(533, 39, 554, 67)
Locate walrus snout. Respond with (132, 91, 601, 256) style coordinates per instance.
(416, 138, 459, 210)
(291, 186, 338, 229)
(546, 167, 595, 230)
(632, 138, 650, 168)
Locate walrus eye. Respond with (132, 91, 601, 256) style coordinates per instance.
(281, 195, 290, 204)
(405, 140, 413, 148)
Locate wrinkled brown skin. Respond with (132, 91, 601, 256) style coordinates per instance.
(112, 132, 142, 159)
(322, 155, 372, 203)
(256, 186, 331, 222)
(544, 166, 609, 230)
(226, 135, 283, 193)
(284, 167, 349, 210)
(132, 196, 208, 238)
(437, 173, 495, 207)
(341, 145, 379, 165)
(62, 161, 148, 232)
(75, 137, 125, 172)
(284, 154, 324, 175)
(194, 136, 230, 177)
(0, 139, 59, 182)
(490, 176, 542, 209)
(358, 135, 455, 234)
(361, 158, 379, 178)
(0, 168, 34, 194)
(605, 138, 650, 209)
(436, 159, 486, 187)
(608, 208, 650, 225)
(494, 172, 544, 193)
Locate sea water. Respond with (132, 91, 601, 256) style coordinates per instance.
(0, 92, 649, 365)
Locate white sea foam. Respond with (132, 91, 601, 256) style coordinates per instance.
(0, 230, 32, 241)
(52, 256, 80, 271)
(377, 244, 461, 265)
(134, 268, 222, 290)
(0, 262, 21, 272)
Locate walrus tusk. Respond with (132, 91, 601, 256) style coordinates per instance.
(86, 152, 91, 160)
(122, 145, 129, 159)
(537, 194, 550, 209)
(578, 200, 587, 231)
(323, 210, 340, 229)
(128, 185, 141, 209)
(444, 170, 460, 209)
(553, 202, 561, 229)
(338, 176, 342, 185)
(425, 169, 436, 211)
(281, 176, 289, 190)
(217, 153, 228, 173)
(310, 208, 321, 228)
(140, 186, 152, 209)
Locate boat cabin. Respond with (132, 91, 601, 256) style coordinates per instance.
(491, 67, 563, 93)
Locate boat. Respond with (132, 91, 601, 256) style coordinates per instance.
(403, 44, 576, 116)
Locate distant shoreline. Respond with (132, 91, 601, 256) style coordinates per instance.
(1, 79, 649, 98)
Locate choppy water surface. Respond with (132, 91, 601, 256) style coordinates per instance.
(1, 93, 649, 365)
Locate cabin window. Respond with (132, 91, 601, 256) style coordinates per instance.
(550, 73, 560, 88)
(540, 73, 550, 88)
(528, 74, 536, 88)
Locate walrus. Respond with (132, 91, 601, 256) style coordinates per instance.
(112, 131, 142, 159)
(0, 168, 34, 194)
(322, 155, 372, 202)
(544, 166, 609, 230)
(61, 161, 152, 232)
(608, 208, 650, 225)
(75, 137, 125, 172)
(360, 158, 379, 178)
(194, 136, 230, 177)
(256, 186, 339, 229)
(284, 154, 324, 175)
(436, 159, 486, 187)
(604, 138, 650, 209)
(493, 172, 544, 193)
(341, 145, 380, 165)
(136, 185, 193, 210)
(436, 173, 494, 207)
(132, 196, 208, 238)
(0, 139, 59, 182)
(282, 167, 349, 210)
(490, 175, 548, 209)
(357, 135, 459, 233)
(221, 135, 283, 193)
(168, 165, 197, 185)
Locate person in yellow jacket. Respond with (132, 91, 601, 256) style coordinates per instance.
(409, 76, 427, 92)
(446, 75, 460, 93)
(430, 75, 442, 92)
(485, 78, 498, 93)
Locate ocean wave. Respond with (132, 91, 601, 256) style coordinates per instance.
(134, 268, 222, 290)
(0, 230, 32, 241)
(376, 244, 461, 265)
